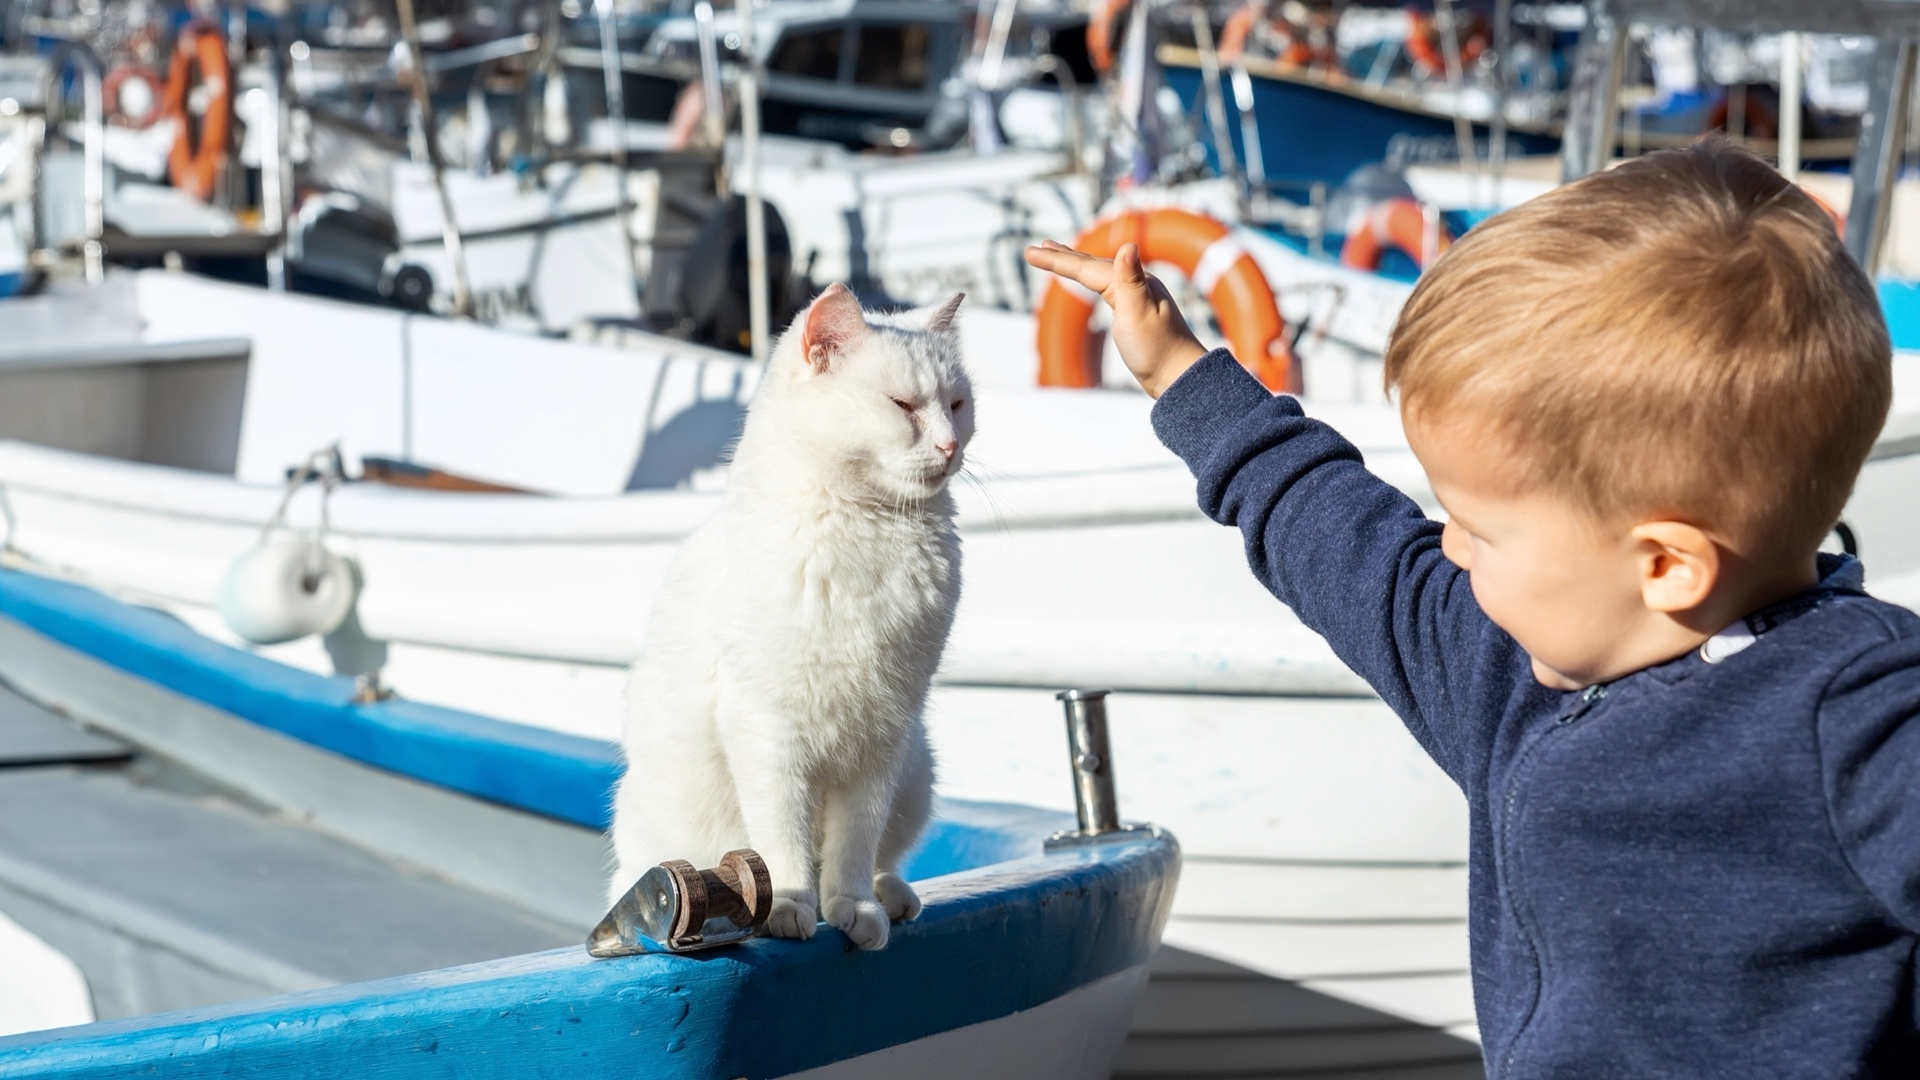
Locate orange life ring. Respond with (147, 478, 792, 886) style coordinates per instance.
(1218, 5, 1333, 69)
(163, 21, 232, 202)
(1036, 209, 1297, 392)
(1087, 0, 1130, 76)
(1276, 35, 1332, 70)
(1217, 5, 1260, 62)
(1339, 198, 1450, 273)
(103, 64, 164, 129)
(1405, 10, 1487, 77)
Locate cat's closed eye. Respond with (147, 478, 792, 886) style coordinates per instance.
(891, 398, 915, 413)
(951, 399, 966, 411)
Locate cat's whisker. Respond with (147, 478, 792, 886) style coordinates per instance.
(956, 456, 1030, 532)
(957, 468, 1012, 534)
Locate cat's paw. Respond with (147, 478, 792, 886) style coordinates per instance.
(823, 894, 891, 950)
(873, 872, 921, 922)
(764, 891, 819, 941)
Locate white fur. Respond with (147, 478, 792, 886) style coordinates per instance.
(609, 286, 972, 951)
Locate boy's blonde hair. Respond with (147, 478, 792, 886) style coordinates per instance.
(1384, 139, 1892, 558)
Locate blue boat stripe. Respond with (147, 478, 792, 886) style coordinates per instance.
(0, 569, 623, 827)
(0, 834, 1180, 1079)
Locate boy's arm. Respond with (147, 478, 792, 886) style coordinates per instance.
(1152, 348, 1514, 778)
(1819, 634, 1920, 932)
(1023, 241, 1524, 779)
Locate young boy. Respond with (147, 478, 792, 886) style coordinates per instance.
(1027, 139, 1919, 1077)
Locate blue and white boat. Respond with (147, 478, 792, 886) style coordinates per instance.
(0, 567, 1179, 1077)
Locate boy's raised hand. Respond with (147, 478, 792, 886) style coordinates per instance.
(1024, 240, 1210, 398)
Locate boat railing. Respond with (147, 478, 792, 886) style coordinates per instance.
(1563, 0, 1920, 276)
(29, 38, 104, 286)
(1020, 54, 1087, 176)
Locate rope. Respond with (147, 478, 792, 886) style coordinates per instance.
(258, 443, 345, 593)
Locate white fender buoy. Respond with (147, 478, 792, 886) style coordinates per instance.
(217, 537, 357, 646)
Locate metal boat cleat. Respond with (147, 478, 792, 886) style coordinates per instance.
(587, 848, 773, 956)
(1045, 689, 1155, 850)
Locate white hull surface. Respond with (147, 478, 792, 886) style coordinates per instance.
(780, 965, 1145, 1080)
(0, 911, 91, 1038)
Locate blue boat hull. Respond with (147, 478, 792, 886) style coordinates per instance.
(1162, 60, 1561, 193)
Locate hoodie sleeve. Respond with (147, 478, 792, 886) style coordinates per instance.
(1150, 349, 1520, 782)
(1818, 630, 1920, 932)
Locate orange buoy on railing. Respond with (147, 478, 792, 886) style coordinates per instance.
(163, 21, 232, 201)
(1217, 4, 1260, 61)
(1218, 4, 1325, 68)
(1036, 209, 1297, 392)
(1087, 0, 1130, 76)
(1405, 10, 1489, 77)
(1340, 197, 1451, 273)
(103, 64, 164, 129)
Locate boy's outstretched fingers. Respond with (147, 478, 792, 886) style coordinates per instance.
(1024, 241, 1116, 294)
(1022, 239, 1208, 399)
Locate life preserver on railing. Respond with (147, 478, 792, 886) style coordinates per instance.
(1217, 4, 1258, 61)
(1218, 5, 1324, 68)
(1087, 0, 1130, 76)
(1405, 10, 1488, 77)
(1036, 209, 1297, 392)
(163, 21, 232, 201)
(103, 64, 164, 129)
(1340, 197, 1451, 273)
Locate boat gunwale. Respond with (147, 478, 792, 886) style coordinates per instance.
(0, 827, 1179, 1079)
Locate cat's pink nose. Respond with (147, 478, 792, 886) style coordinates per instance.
(935, 439, 958, 462)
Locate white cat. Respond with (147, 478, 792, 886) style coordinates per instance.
(608, 283, 973, 951)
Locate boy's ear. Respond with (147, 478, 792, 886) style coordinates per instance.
(1631, 521, 1720, 614)
(801, 283, 868, 373)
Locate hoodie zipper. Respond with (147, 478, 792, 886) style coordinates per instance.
(1497, 682, 1608, 1077)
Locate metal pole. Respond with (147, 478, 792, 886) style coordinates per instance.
(1490, 0, 1512, 199)
(224, 1, 245, 210)
(1778, 31, 1802, 180)
(263, 37, 288, 291)
(1229, 63, 1266, 215)
(979, 0, 1019, 92)
(1190, 5, 1238, 189)
(1033, 54, 1084, 176)
(737, 0, 770, 363)
(395, 0, 473, 317)
(39, 41, 105, 284)
(1056, 689, 1120, 835)
(74, 44, 103, 284)
(594, 0, 639, 298)
(1559, 0, 1624, 182)
(1845, 39, 1916, 273)
(693, 1, 724, 146)
(1435, 0, 1479, 197)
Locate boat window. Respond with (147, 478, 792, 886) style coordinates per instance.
(853, 23, 932, 90)
(768, 26, 845, 82)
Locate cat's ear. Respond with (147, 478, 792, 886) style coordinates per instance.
(927, 292, 966, 334)
(801, 283, 868, 373)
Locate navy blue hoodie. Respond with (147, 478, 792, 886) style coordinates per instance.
(1151, 349, 1920, 1078)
